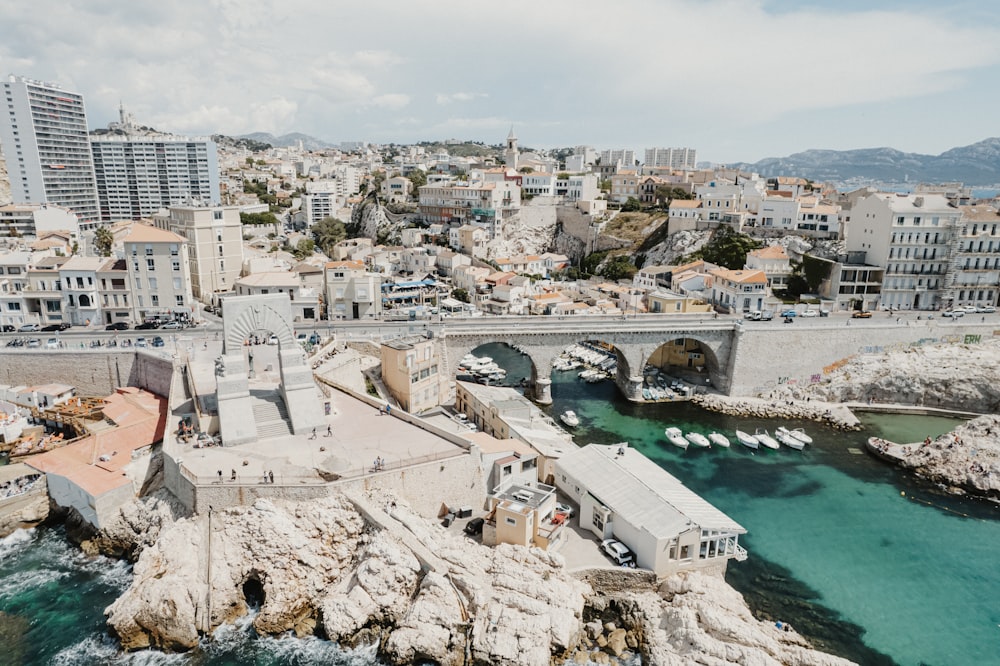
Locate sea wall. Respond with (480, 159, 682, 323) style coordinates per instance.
(0, 350, 174, 398)
(727, 320, 998, 396)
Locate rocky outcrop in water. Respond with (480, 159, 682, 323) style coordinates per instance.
(693, 394, 861, 430)
(101, 490, 857, 665)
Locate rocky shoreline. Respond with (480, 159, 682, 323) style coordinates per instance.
(692, 394, 862, 430)
(867, 415, 1000, 501)
(89, 488, 856, 666)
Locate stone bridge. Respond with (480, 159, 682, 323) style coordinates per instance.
(437, 315, 737, 403)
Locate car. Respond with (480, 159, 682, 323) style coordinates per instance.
(960, 306, 978, 314)
(309, 333, 321, 345)
(779, 309, 797, 318)
(135, 321, 161, 330)
(942, 310, 965, 318)
(41, 324, 62, 332)
(851, 311, 873, 319)
(160, 321, 185, 330)
(18, 323, 40, 332)
(45, 338, 59, 349)
(106, 322, 130, 331)
(135, 337, 147, 348)
(267, 335, 279, 345)
(464, 517, 485, 536)
(977, 305, 997, 313)
(554, 502, 575, 519)
(1, 325, 14, 332)
(26, 338, 41, 348)
(151, 336, 165, 348)
(600, 538, 636, 568)
(800, 309, 818, 318)
(819, 308, 831, 317)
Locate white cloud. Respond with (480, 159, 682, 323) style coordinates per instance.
(436, 92, 489, 105)
(370, 94, 411, 110)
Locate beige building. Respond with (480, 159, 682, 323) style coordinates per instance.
(234, 271, 319, 322)
(324, 260, 382, 320)
(709, 268, 768, 313)
(645, 290, 712, 314)
(97, 259, 131, 326)
(122, 223, 193, 322)
(153, 205, 244, 305)
(379, 335, 444, 413)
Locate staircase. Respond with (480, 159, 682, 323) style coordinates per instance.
(251, 392, 293, 439)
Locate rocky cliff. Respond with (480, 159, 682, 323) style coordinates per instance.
(100, 490, 856, 665)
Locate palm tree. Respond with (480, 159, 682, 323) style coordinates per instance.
(94, 226, 114, 257)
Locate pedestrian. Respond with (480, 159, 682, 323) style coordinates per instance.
(386, 404, 392, 416)
(310, 428, 316, 439)
(263, 472, 268, 484)
(217, 470, 223, 482)
(325, 425, 332, 437)
(269, 470, 274, 484)
(230, 469, 236, 481)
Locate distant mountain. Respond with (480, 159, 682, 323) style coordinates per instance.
(237, 132, 335, 151)
(733, 138, 1000, 186)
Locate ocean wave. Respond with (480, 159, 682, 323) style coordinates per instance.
(0, 566, 69, 600)
(50, 634, 188, 666)
(0, 527, 35, 563)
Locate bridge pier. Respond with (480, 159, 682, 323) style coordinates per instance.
(621, 374, 645, 402)
(534, 378, 553, 405)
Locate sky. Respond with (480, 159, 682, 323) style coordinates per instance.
(3, 0, 1000, 163)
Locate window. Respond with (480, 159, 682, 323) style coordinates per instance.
(148, 277, 157, 290)
(145, 244, 153, 256)
(170, 244, 178, 256)
(502, 465, 511, 476)
(151, 295, 159, 306)
(504, 517, 517, 526)
(592, 509, 605, 531)
(175, 295, 184, 306)
(173, 277, 182, 289)
(172, 260, 180, 271)
(6, 302, 21, 311)
(146, 258, 155, 270)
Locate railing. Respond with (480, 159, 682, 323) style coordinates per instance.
(734, 544, 748, 562)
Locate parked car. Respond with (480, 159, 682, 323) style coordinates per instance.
(819, 308, 831, 317)
(977, 305, 997, 313)
(26, 338, 41, 348)
(960, 306, 978, 314)
(106, 322, 130, 331)
(942, 310, 965, 318)
(1, 325, 14, 332)
(851, 311, 873, 319)
(779, 309, 798, 318)
(800, 309, 818, 318)
(151, 336, 165, 348)
(554, 502, 575, 519)
(41, 324, 62, 332)
(600, 538, 636, 568)
(160, 321, 184, 330)
(135, 337, 148, 348)
(45, 338, 59, 349)
(464, 517, 485, 536)
(136, 321, 161, 330)
(267, 335, 279, 345)
(18, 323, 40, 332)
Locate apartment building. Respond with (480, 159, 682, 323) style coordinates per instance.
(90, 134, 221, 221)
(418, 180, 520, 236)
(644, 147, 697, 170)
(0, 75, 100, 223)
(952, 205, 1000, 308)
(153, 205, 243, 304)
(709, 268, 768, 313)
(0, 204, 79, 240)
(97, 259, 131, 325)
(233, 271, 319, 322)
(379, 335, 444, 413)
(848, 193, 961, 311)
(122, 224, 193, 322)
(59, 256, 105, 326)
(745, 245, 792, 292)
(324, 260, 382, 319)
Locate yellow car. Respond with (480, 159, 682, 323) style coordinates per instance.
(851, 311, 873, 319)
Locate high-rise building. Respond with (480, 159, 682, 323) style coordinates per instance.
(0, 75, 100, 223)
(152, 204, 243, 304)
(644, 147, 697, 170)
(90, 111, 221, 221)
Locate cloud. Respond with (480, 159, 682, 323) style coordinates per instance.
(436, 92, 489, 105)
(370, 94, 411, 110)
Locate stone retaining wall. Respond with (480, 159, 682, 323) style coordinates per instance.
(0, 350, 174, 398)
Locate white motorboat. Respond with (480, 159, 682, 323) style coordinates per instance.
(755, 428, 780, 450)
(560, 410, 580, 427)
(708, 432, 731, 448)
(790, 428, 813, 445)
(665, 427, 689, 450)
(735, 430, 760, 450)
(685, 432, 711, 448)
(774, 427, 805, 450)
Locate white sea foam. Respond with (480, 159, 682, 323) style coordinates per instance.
(50, 635, 188, 666)
(0, 566, 69, 600)
(0, 527, 35, 563)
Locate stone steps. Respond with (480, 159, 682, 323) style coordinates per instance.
(251, 394, 292, 439)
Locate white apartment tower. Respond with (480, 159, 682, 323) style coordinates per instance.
(90, 114, 221, 221)
(152, 205, 243, 304)
(644, 147, 697, 170)
(0, 75, 100, 223)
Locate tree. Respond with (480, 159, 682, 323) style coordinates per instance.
(599, 255, 638, 281)
(518, 166, 534, 174)
(94, 226, 114, 257)
(621, 197, 641, 212)
(451, 288, 470, 303)
(312, 217, 348, 256)
(240, 212, 279, 226)
(291, 238, 315, 260)
(407, 169, 427, 191)
(694, 226, 762, 270)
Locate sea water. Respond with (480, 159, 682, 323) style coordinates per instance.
(3, 342, 998, 665)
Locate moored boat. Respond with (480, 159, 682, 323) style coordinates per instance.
(560, 410, 580, 427)
(708, 432, 731, 448)
(685, 432, 711, 448)
(790, 428, 813, 445)
(755, 428, 780, 450)
(774, 427, 805, 450)
(735, 430, 759, 450)
(665, 427, 688, 450)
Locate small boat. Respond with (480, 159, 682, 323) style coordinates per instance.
(790, 428, 813, 445)
(665, 427, 688, 450)
(708, 432, 731, 448)
(774, 427, 805, 450)
(735, 430, 759, 450)
(560, 410, 580, 427)
(685, 432, 711, 448)
(755, 428, 780, 450)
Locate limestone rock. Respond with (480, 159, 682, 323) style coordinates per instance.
(895, 414, 1000, 499)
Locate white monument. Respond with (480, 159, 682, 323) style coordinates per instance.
(216, 294, 324, 445)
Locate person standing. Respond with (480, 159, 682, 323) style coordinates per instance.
(268, 470, 274, 484)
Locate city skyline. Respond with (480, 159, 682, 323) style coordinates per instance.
(2, 1, 1000, 163)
